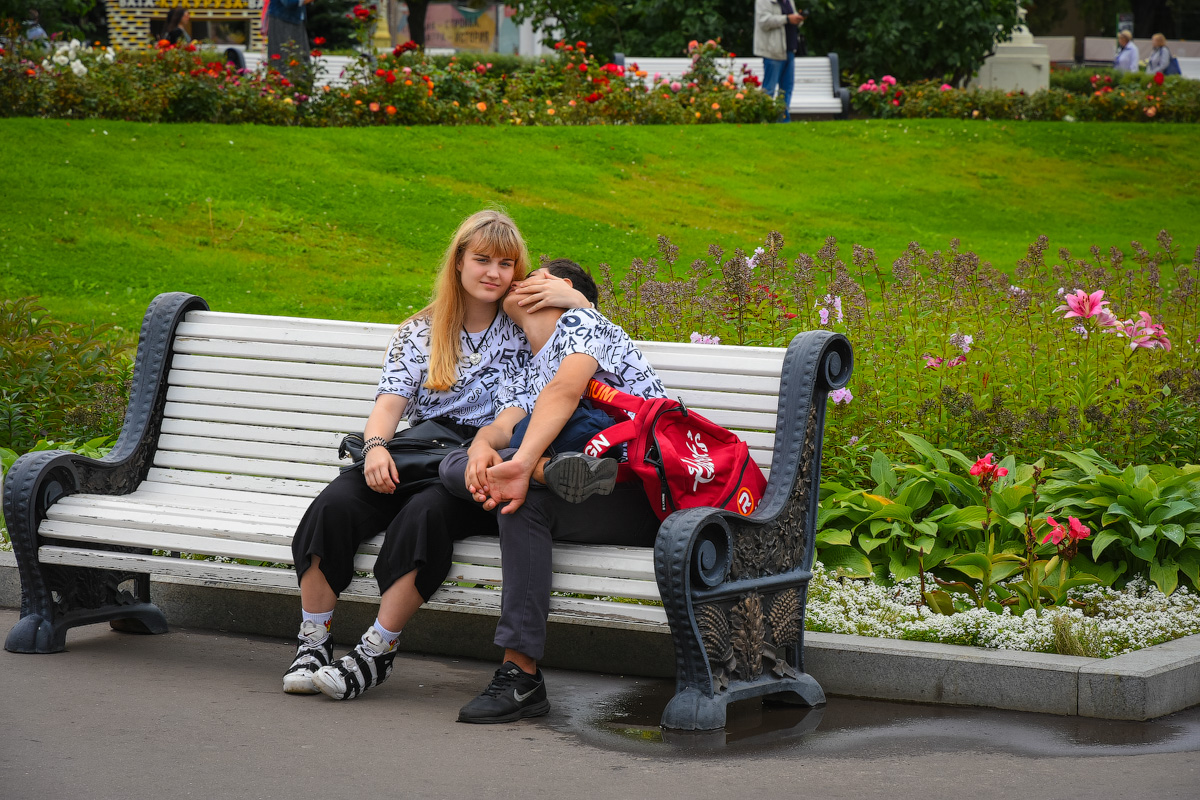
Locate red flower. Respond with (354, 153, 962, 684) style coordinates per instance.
(969, 453, 1009, 480)
(353, 5, 372, 19)
(26, 68, 37, 76)
(585, 92, 602, 103)
(554, 41, 566, 50)
(575, 40, 587, 50)
(375, 68, 386, 77)
(313, 37, 326, 46)
(271, 54, 281, 60)
(578, 62, 588, 72)
(1154, 71, 1165, 85)
(185, 43, 198, 52)
(385, 71, 396, 84)
(311, 49, 322, 57)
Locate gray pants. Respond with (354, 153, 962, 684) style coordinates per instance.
(267, 16, 309, 63)
(439, 449, 659, 660)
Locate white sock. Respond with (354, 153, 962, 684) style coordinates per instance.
(363, 619, 401, 655)
(300, 609, 333, 643)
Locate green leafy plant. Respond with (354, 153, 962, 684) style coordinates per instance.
(0, 297, 130, 453)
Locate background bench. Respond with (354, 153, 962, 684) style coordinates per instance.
(616, 53, 849, 118)
(4, 293, 851, 730)
(241, 51, 356, 88)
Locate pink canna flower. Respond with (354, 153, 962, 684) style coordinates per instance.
(970, 453, 1008, 479)
(948, 354, 967, 367)
(939, 83, 953, 91)
(1067, 517, 1091, 541)
(1042, 516, 1066, 545)
(1055, 289, 1111, 321)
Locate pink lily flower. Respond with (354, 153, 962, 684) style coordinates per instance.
(1055, 289, 1111, 321)
(924, 355, 943, 369)
(1112, 311, 1172, 351)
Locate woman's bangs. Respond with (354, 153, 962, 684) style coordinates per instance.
(468, 222, 523, 264)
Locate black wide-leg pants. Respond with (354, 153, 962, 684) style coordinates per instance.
(292, 469, 497, 601)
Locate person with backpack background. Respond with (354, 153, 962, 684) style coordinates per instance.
(1145, 33, 1174, 75)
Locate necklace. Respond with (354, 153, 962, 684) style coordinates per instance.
(462, 321, 489, 366)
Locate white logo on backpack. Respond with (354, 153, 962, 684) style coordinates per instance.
(681, 430, 716, 491)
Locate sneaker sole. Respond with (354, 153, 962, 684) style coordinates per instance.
(283, 675, 321, 695)
(311, 668, 351, 700)
(543, 457, 617, 504)
(457, 699, 551, 724)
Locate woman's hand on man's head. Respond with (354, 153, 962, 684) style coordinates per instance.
(509, 269, 591, 313)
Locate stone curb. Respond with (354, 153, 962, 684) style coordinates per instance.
(2, 552, 1198, 720)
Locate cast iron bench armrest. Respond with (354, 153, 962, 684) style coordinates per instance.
(4, 293, 208, 653)
(653, 330, 852, 730)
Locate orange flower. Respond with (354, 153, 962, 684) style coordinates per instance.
(547, 108, 555, 115)
(716, 112, 721, 118)
(735, 92, 743, 99)
(386, 105, 397, 115)
(694, 111, 700, 118)
(476, 101, 487, 111)
(369, 102, 380, 112)
(711, 102, 719, 109)
(404, 79, 412, 85)
(355, 99, 363, 105)
(452, 100, 459, 106)
(568, 100, 576, 106)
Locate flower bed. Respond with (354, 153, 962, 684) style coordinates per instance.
(851, 72, 1200, 122)
(0, 36, 780, 126)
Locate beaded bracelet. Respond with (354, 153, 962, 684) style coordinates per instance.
(361, 436, 386, 457)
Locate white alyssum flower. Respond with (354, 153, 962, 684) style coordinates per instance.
(805, 564, 1200, 658)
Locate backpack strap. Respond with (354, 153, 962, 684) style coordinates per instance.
(586, 379, 649, 418)
(583, 419, 637, 457)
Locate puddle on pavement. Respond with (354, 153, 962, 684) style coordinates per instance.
(576, 679, 1200, 757)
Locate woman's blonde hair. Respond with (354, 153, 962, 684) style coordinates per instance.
(417, 209, 530, 391)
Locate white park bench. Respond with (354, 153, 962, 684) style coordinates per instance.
(617, 52, 849, 117)
(4, 292, 851, 730)
(242, 51, 358, 88)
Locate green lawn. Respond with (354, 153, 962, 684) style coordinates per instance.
(2, 117, 1198, 334)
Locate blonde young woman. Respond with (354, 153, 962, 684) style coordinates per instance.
(284, 210, 588, 700)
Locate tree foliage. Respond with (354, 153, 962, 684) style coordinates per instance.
(1, 0, 105, 43)
(803, 0, 1021, 84)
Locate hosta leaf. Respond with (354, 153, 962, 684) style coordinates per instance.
(1149, 558, 1180, 596)
(856, 534, 889, 554)
(1130, 537, 1157, 562)
(896, 478, 935, 512)
(1091, 529, 1123, 559)
(898, 431, 949, 472)
(1050, 449, 1102, 476)
(871, 450, 896, 494)
(940, 447, 975, 472)
(943, 553, 990, 581)
(990, 560, 1024, 583)
(1178, 550, 1200, 589)
(1161, 524, 1186, 546)
(818, 545, 875, 578)
(936, 505, 990, 531)
(817, 528, 852, 546)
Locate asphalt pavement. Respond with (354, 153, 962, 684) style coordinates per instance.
(1, 607, 1197, 799)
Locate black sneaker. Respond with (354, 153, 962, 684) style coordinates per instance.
(283, 619, 334, 695)
(457, 662, 550, 724)
(542, 453, 618, 503)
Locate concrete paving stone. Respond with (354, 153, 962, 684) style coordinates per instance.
(1078, 633, 1200, 720)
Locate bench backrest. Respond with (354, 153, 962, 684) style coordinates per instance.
(623, 55, 844, 114)
(160, 311, 785, 504)
(241, 52, 355, 88)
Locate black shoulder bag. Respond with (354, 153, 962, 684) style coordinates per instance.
(338, 417, 476, 490)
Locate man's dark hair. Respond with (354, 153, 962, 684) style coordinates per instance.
(544, 258, 599, 308)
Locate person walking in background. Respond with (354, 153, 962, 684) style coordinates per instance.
(1145, 33, 1171, 74)
(1114, 30, 1139, 73)
(753, 0, 805, 122)
(23, 8, 48, 45)
(268, 0, 315, 63)
(163, 7, 191, 46)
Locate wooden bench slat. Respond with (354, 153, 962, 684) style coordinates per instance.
(40, 519, 295, 563)
(153, 451, 341, 483)
(173, 336, 386, 368)
(157, 433, 345, 468)
(58, 492, 308, 522)
(47, 504, 299, 544)
(175, 320, 391, 351)
(160, 419, 347, 450)
(166, 386, 376, 418)
(654, 369, 781, 394)
(187, 310, 397, 335)
(447, 563, 661, 602)
(172, 354, 381, 384)
(144, 467, 329, 497)
(169, 369, 377, 402)
(163, 401, 364, 435)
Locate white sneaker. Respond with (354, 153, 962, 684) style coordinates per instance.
(312, 628, 397, 701)
(283, 619, 333, 695)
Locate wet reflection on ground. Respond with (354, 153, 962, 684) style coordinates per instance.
(566, 677, 1200, 758)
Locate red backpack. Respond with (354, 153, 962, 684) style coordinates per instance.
(582, 380, 768, 521)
